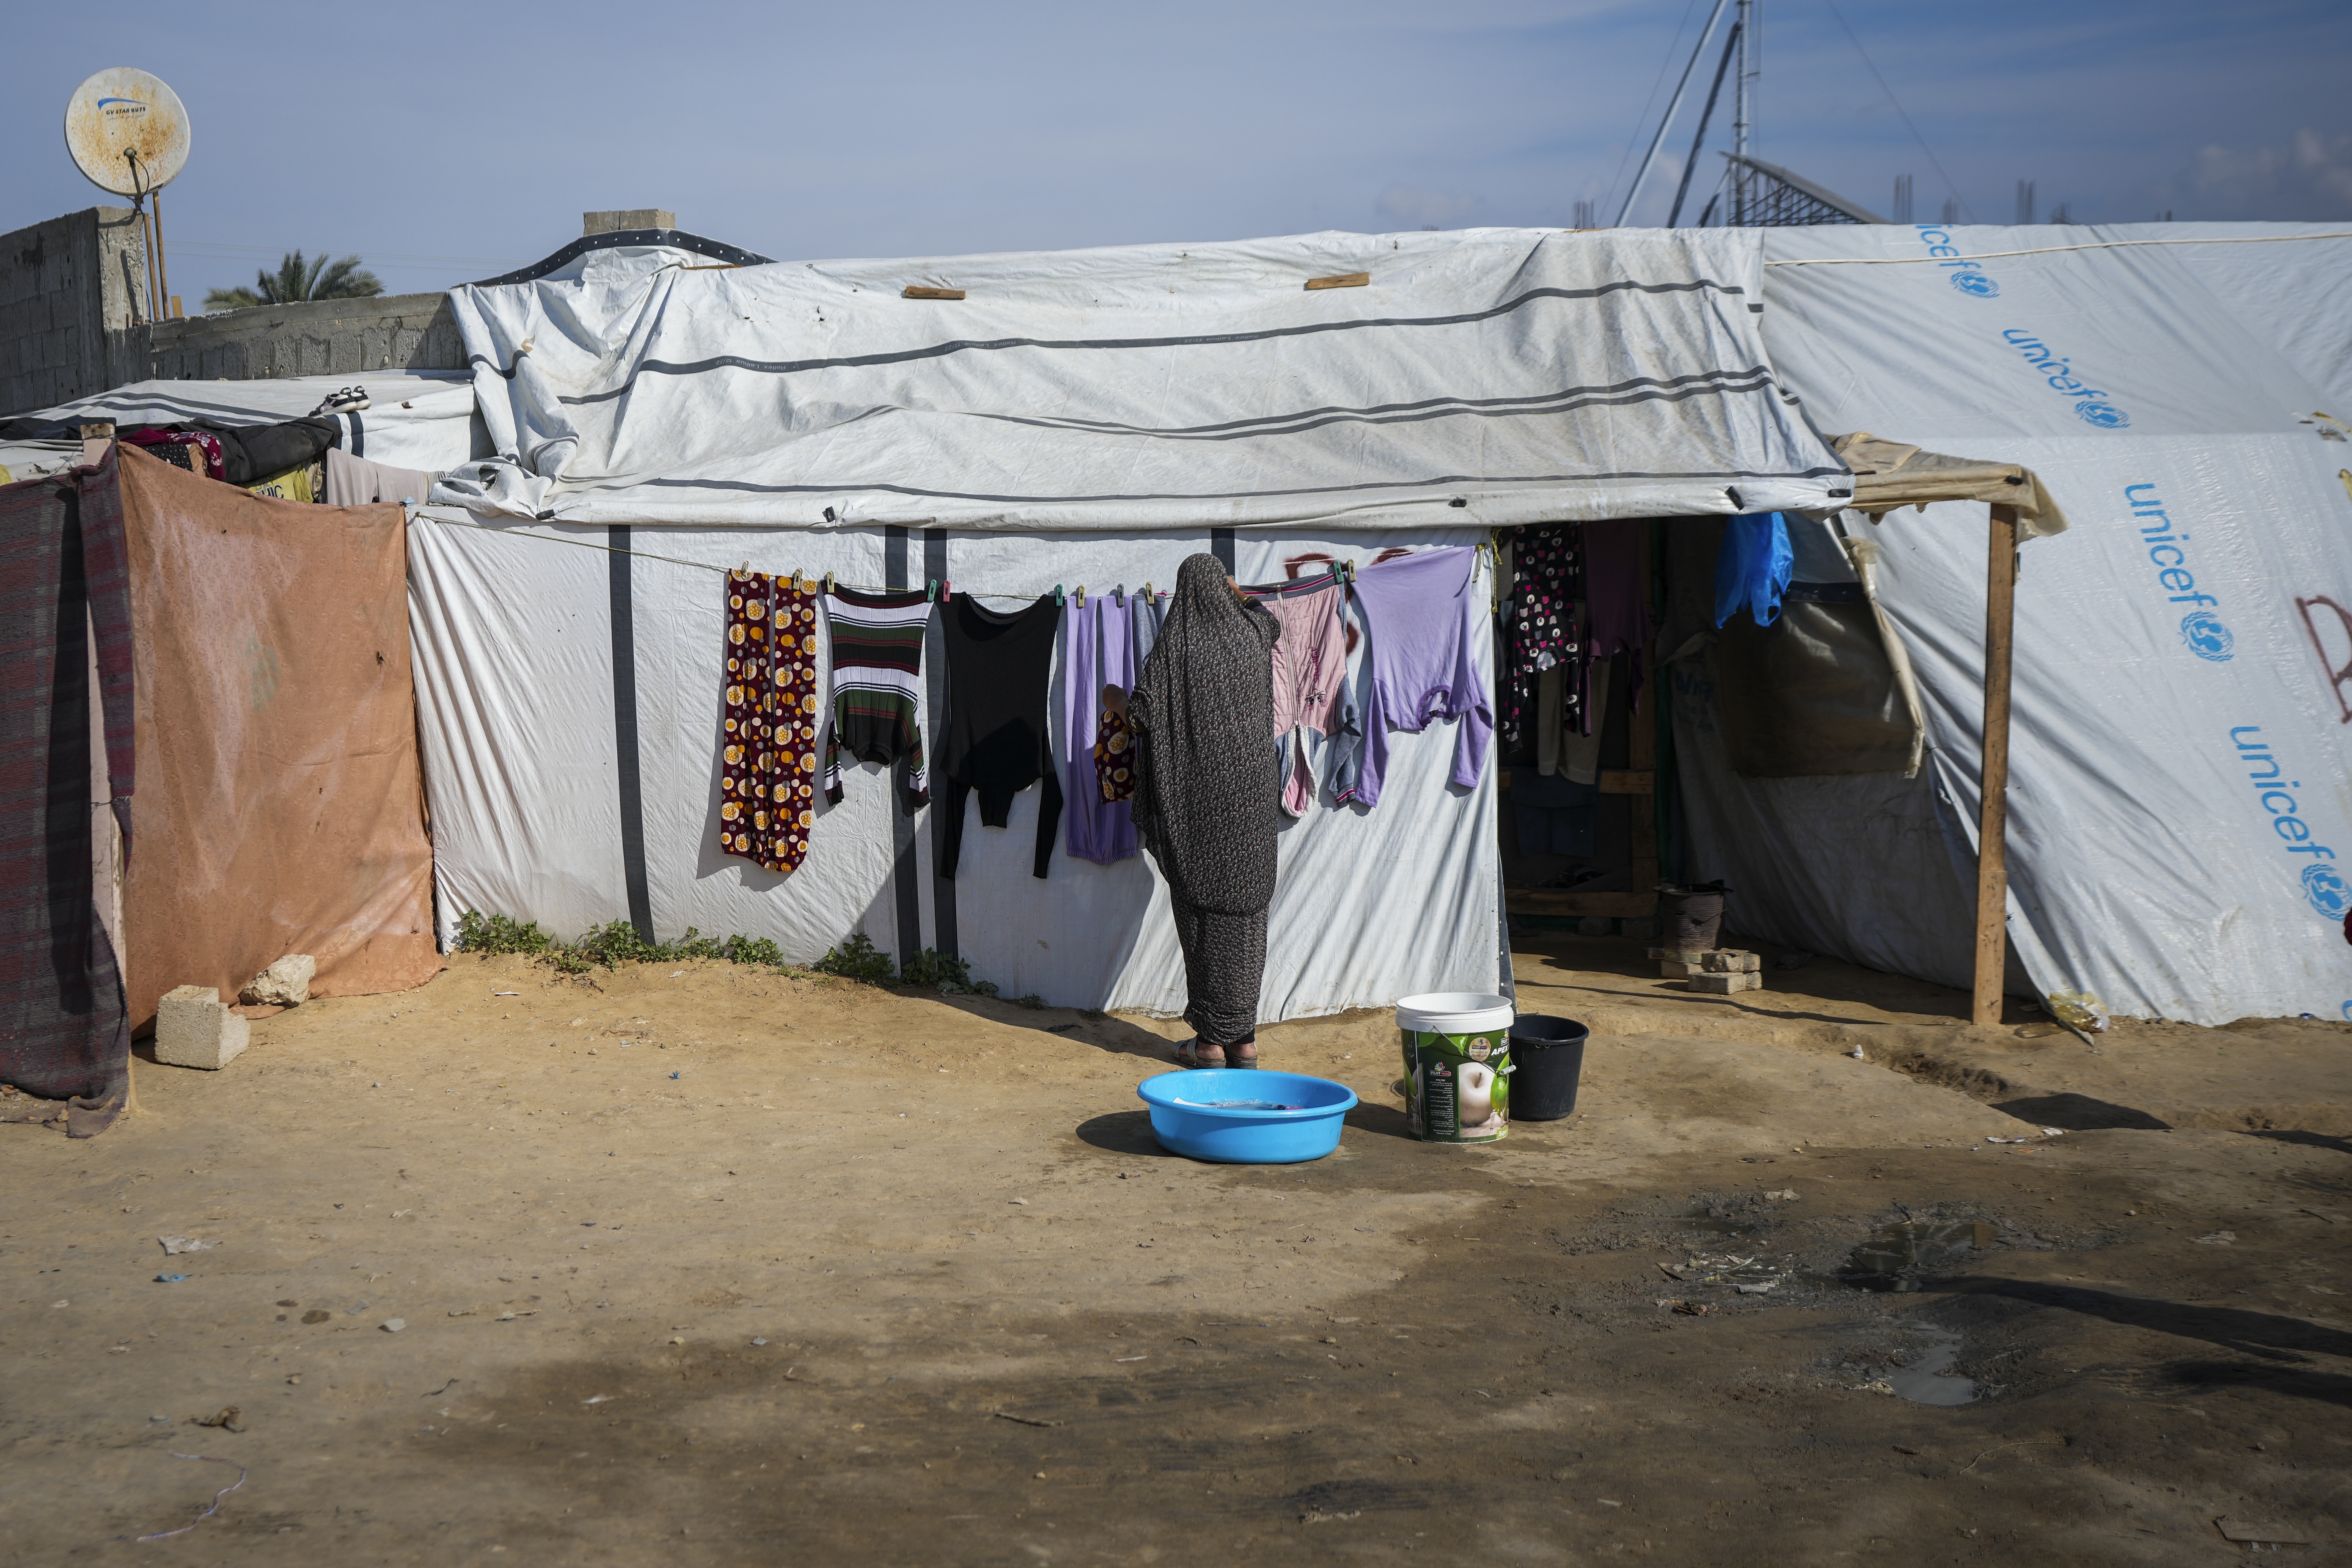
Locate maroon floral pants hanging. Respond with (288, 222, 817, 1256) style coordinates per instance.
(718, 568, 823, 873)
(1503, 523, 1584, 752)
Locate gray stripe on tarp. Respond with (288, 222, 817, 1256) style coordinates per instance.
(1211, 528, 1235, 573)
(610, 526, 653, 943)
(552, 278, 1758, 403)
(614, 456, 1848, 505)
(924, 526, 957, 961)
(886, 526, 921, 971)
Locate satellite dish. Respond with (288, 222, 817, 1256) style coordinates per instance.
(64, 67, 191, 197)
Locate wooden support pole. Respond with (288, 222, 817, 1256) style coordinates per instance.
(139, 201, 162, 325)
(150, 189, 172, 318)
(1972, 503, 2020, 1026)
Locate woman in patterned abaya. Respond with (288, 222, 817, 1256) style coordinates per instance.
(1129, 555, 1282, 1068)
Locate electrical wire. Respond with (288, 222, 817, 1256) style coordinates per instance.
(128, 1455, 247, 1542)
(1817, 0, 1972, 224)
(1765, 230, 2352, 266)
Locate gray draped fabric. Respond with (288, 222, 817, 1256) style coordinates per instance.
(0, 448, 136, 1137)
(1129, 554, 1280, 915)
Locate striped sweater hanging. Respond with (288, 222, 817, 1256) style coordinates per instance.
(819, 586, 932, 809)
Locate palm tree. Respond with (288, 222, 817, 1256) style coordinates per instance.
(202, 250, 384, 312)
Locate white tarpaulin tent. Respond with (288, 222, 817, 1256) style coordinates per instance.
(410, 521, 1503, 1018)
(1673, 221, 2352, 1026)
(408, 225, 1850, 1018)
(5, 370, 479, 476)
(431, 227, 1848, 530)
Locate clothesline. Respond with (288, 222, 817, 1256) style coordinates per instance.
(411, 509, 1466, 605)
(413, 510, 1164, 604)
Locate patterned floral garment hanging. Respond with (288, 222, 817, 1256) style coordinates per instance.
(1094, 693, 1136, 802)
(718, 568, 824, 873)
(1502, 523, 1584, 752)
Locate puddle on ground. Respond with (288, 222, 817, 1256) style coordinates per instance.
(1840, 1220, 1994, 1292)
(1883, 1324, 1978, 1405)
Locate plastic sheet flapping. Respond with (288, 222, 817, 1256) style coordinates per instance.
(1713, 512, 1793, 628)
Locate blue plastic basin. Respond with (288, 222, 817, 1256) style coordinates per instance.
(1135, 1069, 1358, 1164)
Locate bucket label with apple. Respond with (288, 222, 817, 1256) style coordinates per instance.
(1394, 991, 1515, 1144)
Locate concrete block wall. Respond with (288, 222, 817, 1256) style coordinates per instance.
(144, 292, 468, 383)
(0, 207, 151, 416)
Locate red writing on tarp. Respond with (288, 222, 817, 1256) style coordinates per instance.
(2294, 595, 2352, 723)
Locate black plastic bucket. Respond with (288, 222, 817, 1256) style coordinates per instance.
(1507, 1014, 1589, 1121)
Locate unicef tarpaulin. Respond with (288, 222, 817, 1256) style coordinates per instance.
(1670, 221, 2352, 1026)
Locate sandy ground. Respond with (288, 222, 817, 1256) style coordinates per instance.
(4, 933, 2348, 1564)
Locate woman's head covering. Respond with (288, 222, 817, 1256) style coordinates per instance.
(1129, 554, 1281, 912)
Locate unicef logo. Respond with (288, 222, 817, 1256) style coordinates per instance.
(2076, 400, 2131, 429)
(2303, 863, 2352, 920)
(2179, 610, 2234, 662)
(2305, 862, 2352, 920)
(1949, 270, 1999, 298)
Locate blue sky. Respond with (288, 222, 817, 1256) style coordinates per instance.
(4, 0, 2345, 305)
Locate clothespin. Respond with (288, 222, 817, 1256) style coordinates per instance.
(942, 579, 953, 602)
(1076, 584, 1087, 609)
(926, 578, 939, 602)
(1114, 583, 1126, 605)
(1054, 584, 1065, 606)
(1343, 558, 1356, 583)
(823, 571, 835, 595)
(1143, 580, 1154, 602)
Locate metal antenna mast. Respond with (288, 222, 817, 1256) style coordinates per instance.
(1730, 0, 1756, 223)
(1613, 0, 1731, 227)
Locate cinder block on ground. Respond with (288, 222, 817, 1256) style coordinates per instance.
(1698, 949, 1761, 974)
(240, 954, 316, 1006)
(155, 986, 249, 1070)
(1688, 971, 1762, 995)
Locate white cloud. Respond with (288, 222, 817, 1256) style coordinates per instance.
(2158, 128, 2352, 221)
(1375, 185, 1485, 230)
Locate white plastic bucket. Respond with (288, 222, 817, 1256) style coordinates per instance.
(1396, 992, 1517, 1036)
(1395, 991, 1515, 1143)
